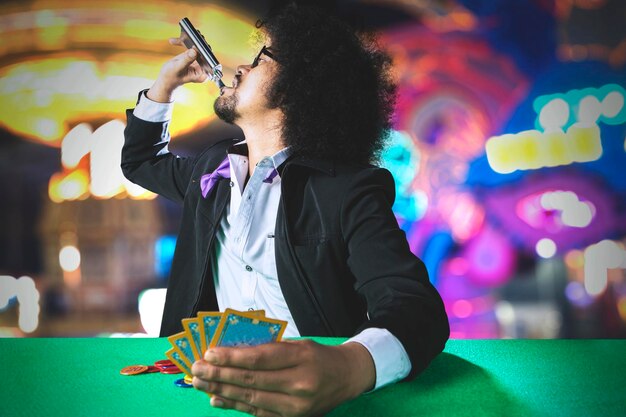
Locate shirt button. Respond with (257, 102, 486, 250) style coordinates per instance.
(245, 265, 252, 272)
(229, 181, 234, 187)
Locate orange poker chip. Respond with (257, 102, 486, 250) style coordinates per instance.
(120, 365, 149, 375)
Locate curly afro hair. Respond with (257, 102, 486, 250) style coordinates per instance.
(256, 3, 397, 166)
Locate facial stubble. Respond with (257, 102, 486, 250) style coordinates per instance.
(214, 91, 240, 124)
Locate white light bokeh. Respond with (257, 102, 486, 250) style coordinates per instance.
(601, 91, 624, 118)
(584, 240, 626, 296)
(89, 120, 126, 198)
(577, 95, 602, 126)
(0, 275, 41, 333)
(138, 288, 167, 337)
(539, 98, 569, 131)
(536, 238, 557, 259)
(561, 202, 593, 228)
(61, 123, 92, 169)
(540, 190, 594, 228)
(59, 245, 81, 272)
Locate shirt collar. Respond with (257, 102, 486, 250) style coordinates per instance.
(270, 147, 291, 169)
(225, 138, 336, 177)
(228, 140, 291, 169)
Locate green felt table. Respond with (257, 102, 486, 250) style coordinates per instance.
(0, 337, 624, 417)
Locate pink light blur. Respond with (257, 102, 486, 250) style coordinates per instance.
(516, 191, 563, 233)
(438, 191, 486, 242)
(452, 299, 474, 318)
(463, 227, 516, 287)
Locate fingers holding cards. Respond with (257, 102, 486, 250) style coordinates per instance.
(166, 309, 287, 376)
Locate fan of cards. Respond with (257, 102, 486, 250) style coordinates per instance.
(166, 308, 288, 377)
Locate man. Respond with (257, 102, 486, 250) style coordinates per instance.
(122, 3, 449, 416)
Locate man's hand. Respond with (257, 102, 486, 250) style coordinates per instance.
(147, 37, 207, 103)
(191, 339, 376, 417)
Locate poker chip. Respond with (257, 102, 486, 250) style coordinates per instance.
(183, 375, 193, 384)
(120, 358, 187, 379)
(160, 367, 183, 374)
(144, 366, 160, 373)
(154, 359, 174, 368)
(120, 365, 149, 375)
(174, 378, 193, 388)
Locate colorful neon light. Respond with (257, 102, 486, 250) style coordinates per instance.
(486, 84, 625, 173)
(486, 125, 601, 173)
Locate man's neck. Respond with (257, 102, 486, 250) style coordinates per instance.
(237, 111, 285, 177)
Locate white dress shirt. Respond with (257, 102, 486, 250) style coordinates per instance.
(211, 147, 300, 337)
(134, 92, 411, 390)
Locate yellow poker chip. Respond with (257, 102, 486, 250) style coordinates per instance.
(120, 365, 149, 375)
(184, 375, 193, 384)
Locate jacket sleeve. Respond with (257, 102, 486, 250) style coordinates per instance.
(340, 167, 450, 380)
(121, 109, 201, 203)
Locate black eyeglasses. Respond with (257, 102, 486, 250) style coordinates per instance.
(251, 46, 276, 68)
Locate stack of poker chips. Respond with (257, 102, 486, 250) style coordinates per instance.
(120, 359, 193, 388)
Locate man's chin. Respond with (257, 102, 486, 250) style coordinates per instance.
(215, 113, 238, 125)
(213, 97, 239, 124)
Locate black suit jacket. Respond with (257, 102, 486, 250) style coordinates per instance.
(121, 109, 449, 380)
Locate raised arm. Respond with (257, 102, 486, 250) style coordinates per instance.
(121, 39, 209, 203)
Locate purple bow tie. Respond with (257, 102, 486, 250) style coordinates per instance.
(200, 157, 230, 198)
(263, 168, 279, 184)
(200, 157, 280, 198)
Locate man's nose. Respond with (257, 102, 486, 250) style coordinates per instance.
(236, 64, 251, 75)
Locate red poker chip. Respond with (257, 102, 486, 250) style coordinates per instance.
(144, 366, 160, 373)
(154, 360, 174, 368)
(160, 367, 183, 374)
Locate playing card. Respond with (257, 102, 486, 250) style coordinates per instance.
(182, 317, 203, 361)
(167, 331, 196, 369)
(210, 308, 287, 348)
(165, 348, 192, 377)
(197, 312, 223, 356)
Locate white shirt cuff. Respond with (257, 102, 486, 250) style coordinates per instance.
(344, 327, 412, 392)
(133, 91, 174, 122)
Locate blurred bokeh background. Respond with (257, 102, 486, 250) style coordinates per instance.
(1, 0, 625, 339)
